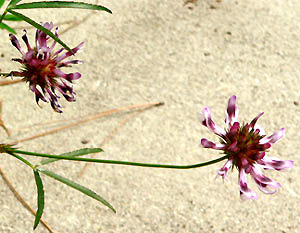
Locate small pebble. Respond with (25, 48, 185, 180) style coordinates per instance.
(81, 139, 89, 144)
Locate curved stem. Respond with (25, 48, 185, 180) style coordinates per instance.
(9, 149, 228, 169)
(8, 151, 35, 169)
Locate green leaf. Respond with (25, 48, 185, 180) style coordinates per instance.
(2, 14, 22, 21)
(33, 170, 45, 230)
(0, 0, 5, 9)
(8, 0, 22, 7)
(0, 21, 16, 34)
(7, 9, 73, 53)
(9, 1, 112, 14)
(39, 148, 103, 166)
(38, 168, 116, 213)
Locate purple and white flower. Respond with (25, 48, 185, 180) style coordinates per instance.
(200, 95, 293, 200)
(9, 22, 83, 113)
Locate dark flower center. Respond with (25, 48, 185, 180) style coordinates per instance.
(23, 50, 58, 87)
(220, 122, 268, 169)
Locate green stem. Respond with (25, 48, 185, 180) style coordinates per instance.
(8, 152, 35, 169)
(0, 10, 7, 24)
(9, 149, 228, 169)
(0, 72, 11, 77)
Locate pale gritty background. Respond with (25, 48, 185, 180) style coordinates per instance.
(0, 0, 299, 232)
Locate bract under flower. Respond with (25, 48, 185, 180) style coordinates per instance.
(200, 95, 293, 199)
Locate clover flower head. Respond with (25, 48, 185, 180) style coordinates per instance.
(9, 22, 84, 113)
(200, 95, 294, 200)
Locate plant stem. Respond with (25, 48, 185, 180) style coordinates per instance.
(0, 72, 11, 77)
(8, 151, 35, 169)
(0, 10, 7, 24)
(9, 149, 228, 169)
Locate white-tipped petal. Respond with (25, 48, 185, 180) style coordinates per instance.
(200, 107, 226, 136)
(259, 128, 285, 144)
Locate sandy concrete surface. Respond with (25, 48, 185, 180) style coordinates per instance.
(0, 0, 299, 232)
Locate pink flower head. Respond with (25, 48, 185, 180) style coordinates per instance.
(200, 95, 294, 200)
(9, 22, 84, 113)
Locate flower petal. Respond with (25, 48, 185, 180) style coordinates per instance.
(58, 60, 82, 68)
(55, 42, 84, 62)
(227, 141, 239, 152)
(250, 165, 280, 194)
(225, 95, 239, 128)
(259, 128, 285, 144)
(36, 22, 53, 50)
(217, 159, 233, 179)
(252, 152, 265, 161)
(201, 138, 225, 150)
(249, 112, 264, 129)
(56, 82, 76, 102)
(239, 168, 258, 200)
(66, 72, 81, 82)
(253, 123, 266, 136)
(228, 122, 240, 137)
(200, 106, 226, 136)
(21, 30, 32, 51)
(9, 34, 25, 55)
(29, 83, 47, 104)
(258, 156, 294, 171)
(53, 48, 64, 57)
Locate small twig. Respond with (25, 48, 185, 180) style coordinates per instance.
(16, 117, 78, 132)
(0, 166, 56, 233)
(60, 12, 92, 35)
(12, 102, 164, 144)
(0, 79, 23, 86)
(0, 100, 11, 136)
